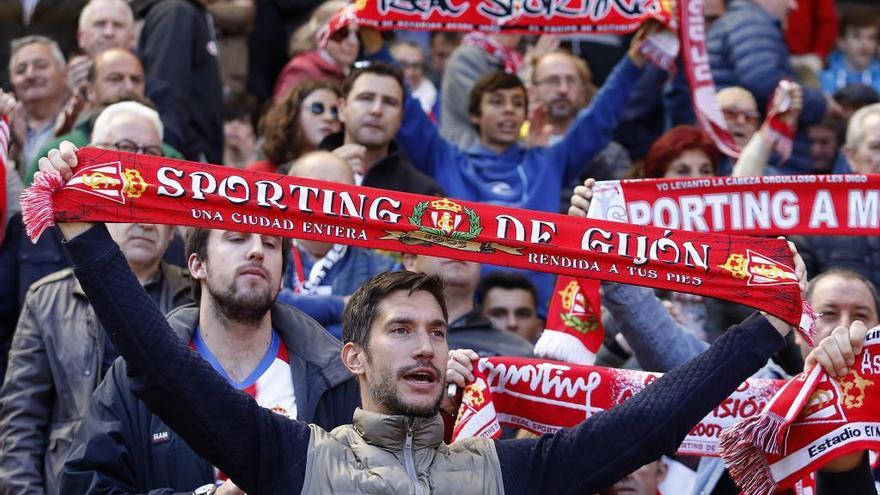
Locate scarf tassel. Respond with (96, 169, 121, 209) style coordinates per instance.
(720, 412, 786, 495)
(533, 328, 597, 365)
(798, 301, 820, 348)
(20, 168, 64, 242)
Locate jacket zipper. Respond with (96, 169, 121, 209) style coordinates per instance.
(403, 419, 426, 495)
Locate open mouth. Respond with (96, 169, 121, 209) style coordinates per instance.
(402, 368, 439, 384)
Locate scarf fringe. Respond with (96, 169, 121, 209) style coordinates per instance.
(720, 412, 785, 495)
(640, 31, 678, 72)
(20, 168, 64, 242)
(533, 329, 597, 365)
(798, 301, 820, 348)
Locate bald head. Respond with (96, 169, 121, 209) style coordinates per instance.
(78, 0, 135, 57)
(89, 48, 144, 103)
(287, 151, 354, 185)
(717, 86, 759, 147)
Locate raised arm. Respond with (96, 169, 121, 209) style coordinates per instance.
(495, 312, 788, 495)
(549, 34, 646, 182)
(39, 140, 310, 495)
(65, 225, 310, 495)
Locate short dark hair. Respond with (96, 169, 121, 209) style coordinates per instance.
(806, 268, 880, 317)
(468, 71, 527, 119)
(839, 8, 879, 37)
(477, 271, 539, 308)
(343, 271, 448, 349)
(341, 61, 405, 99)
(184, 228, 291, 303)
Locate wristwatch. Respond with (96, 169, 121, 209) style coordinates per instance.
(193, 484, 217, 495)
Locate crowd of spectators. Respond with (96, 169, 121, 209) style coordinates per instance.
(1, 0, 880, 494)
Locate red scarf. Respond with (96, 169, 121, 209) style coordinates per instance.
(21, 148, 817, 342)
(347, 0, 672, 35)
(452, 356, 785, 458)
(721, 327, 880, 494)
(0, 116, 8, 247)
(762, 80, 799, 162)
(534, 277, 604, 365)
(678, 0, 741, 157)
(461, 33, 523, 74)
(588, 175, 880, 236)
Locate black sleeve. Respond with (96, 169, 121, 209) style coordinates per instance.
(817, 454, 877, 495)
(66, 225, 310, 495)
(495, 312, 786, 495)
(61, 359, 213, 495)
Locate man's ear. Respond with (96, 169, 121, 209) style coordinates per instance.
(188, 253, 207, 282)
(342, 342, 367, 377)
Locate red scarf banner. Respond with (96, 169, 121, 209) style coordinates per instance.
(678, 0, 741, 158)
(587, 175, 880, 236)
(21, 148, 817, 341)
(345, 0, 672, 35)
(721, 327, 880, 495)
(0, 116, 8, 246)
(452, 356, 786, 458)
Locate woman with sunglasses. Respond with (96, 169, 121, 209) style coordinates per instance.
(273, 1, 359, 100)
(248, 80, 342, 174)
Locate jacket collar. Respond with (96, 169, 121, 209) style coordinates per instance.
(164, 301, 353, 421)
(352, 408, 444, 451)
(73, 262, 188, 299)
(318, 132, 406, 174)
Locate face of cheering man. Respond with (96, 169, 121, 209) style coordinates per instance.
(801, 272, 880, 358)
(532, 52, 587, 124)
(190, 231, 285, 324)
(342, 273, 450, 418)
(340, 72, 404, 152)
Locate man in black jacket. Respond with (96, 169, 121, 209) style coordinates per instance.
(131, 0, 223, 163)
(38, 143, 862, 494)
(322, 63, 444, 197)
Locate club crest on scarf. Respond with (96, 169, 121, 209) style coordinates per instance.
(64, 161, 147, 205)
(558, 280, 599, 334)
(718, 250, 798, 286)
(383, 198, 522, 254)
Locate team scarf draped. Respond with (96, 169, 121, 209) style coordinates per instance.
(534, 277, 604, 365)
(587, 174, 880, 236)
(0, 116, 8, 247)
(452, 355, 786, 459)
(21, 148, 818, 341)
(720, 326, 880, 495)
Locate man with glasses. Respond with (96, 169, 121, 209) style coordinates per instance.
(0, 101, 192, 495)
(391, 41, 440, 123)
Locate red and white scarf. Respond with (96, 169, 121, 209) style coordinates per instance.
(588, 174, 880, 236)
(21, 148, 817, 342)
(721, 327, 880, 495)
(0, 116, 9, 247)
(461, 32, 523, 74)
(452, 355, 785, 459)
(534, 277, 604, 365)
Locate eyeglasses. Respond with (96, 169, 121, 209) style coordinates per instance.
(536, 74, 583, 88)
(397, 61, 424, 71)
(721, 107, 760, 126)
(307, 102, 339, 119)
(96, 139, 164, 156)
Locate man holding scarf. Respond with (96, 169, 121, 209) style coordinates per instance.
(569, 182, 876, 494)
(31, 139, 857, 494)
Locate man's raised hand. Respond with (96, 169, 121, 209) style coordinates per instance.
(805, 321, 870, 378)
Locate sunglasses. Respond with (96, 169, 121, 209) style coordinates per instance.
(307, 102, 339, 119)
(329, 26, 355, 43)
(721, 107, 760, 126)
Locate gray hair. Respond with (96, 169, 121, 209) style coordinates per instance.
(846, 103, 880, 151)
(9, 35, 66, 74)
(79, 0, 134, 31)
(91, 101, 164, 144)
